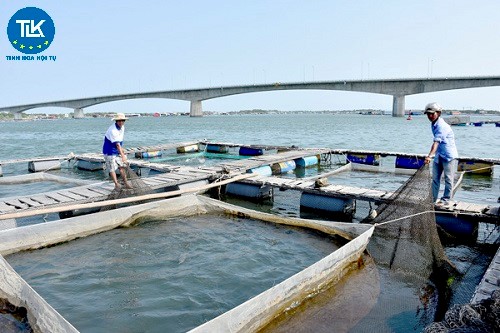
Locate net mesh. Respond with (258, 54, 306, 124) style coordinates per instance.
(101, 165, 154, 211)
(363, 164, 452, 279)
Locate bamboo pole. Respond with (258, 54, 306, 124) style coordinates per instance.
(0, 173, 255, 221)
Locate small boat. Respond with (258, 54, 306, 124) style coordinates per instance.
(406, 115, 412, 120)
(473, 122, 483, 127)
(496, 122, 500, 127)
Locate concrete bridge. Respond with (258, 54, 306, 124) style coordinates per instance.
(2, 76, 500, 118)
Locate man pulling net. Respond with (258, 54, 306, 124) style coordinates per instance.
(102, 113, 152, 203)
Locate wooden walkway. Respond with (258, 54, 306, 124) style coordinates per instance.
(1, 143, 498, 223)
(0, 165, 215, 217)
(471, 246, 500, 303)
(239, 175, 500, 223)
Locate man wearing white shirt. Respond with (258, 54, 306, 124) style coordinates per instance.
(102, 113, 132, 190)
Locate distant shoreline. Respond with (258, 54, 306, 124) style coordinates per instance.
(1, 109, 500, 121)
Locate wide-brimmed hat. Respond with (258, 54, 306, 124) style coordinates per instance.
(424, 102, 442, 114)
(112, 113, 128, 121)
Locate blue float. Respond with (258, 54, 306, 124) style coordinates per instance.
(135, 151, 162, 158)
(300, 192, 355, 217)
(436, 214, 478, 238)
(239, 147, 264, 156)
(295, 155, 319, 168)
(206, 144, 228, 154)
(247, 166, 272, 176)
(346, 153, 380, 166)
(395, 156, 425, 169)
(271, 160, 296, 174)
(226, 182, 272, 200)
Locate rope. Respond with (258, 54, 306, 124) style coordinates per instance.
(374, 209, 459, 227)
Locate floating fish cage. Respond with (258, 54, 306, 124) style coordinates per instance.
(28, 159, 62, 173)
(75, 158, 105, 171)
(346, 153, 380, 166)
(0, 195, 373, 333)
(176, 144, 199, 153)
(457, 160, 493, 175)
(134, 150, 162, 158)
(239, 146, 264, 156)
(206, 144, 229, 154)
(395, 155, 425, 170)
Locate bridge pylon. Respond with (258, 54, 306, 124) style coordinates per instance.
(392, 95, 405, 117)
(13, 112, 22, 121)
(73, 108, 84, 119)
(190, 101, 203, 117)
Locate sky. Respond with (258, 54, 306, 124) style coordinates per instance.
(1, 0, 500, 114)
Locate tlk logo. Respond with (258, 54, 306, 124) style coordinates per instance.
(15, 20, 46, 38)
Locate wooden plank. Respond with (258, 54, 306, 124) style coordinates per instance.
(3, 199, 29, 209)
(29, 195, 59, 205)
(0, 202, 17, 213)
(18, 197, 43, 207)
(56, 190, 87, 200)
(45, 192, 75, 203)
(86, 187, 112, 196)
(67, 188, 103, 199)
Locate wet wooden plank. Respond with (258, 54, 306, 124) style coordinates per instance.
(0, 202, 17, 213)
(67, 188, 103, 199)
(56, 190, 87, 200)
(18, 197, 43, 207)
(86, 186, 112, 196)
(3, 199, 29, 209)
(45, 192, 74, 203)
(29, 195, 59, 205)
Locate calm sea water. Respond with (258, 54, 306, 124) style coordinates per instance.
(1, 114, 499, 332)
(1, 113, 499, 159)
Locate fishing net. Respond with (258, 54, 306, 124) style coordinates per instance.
(101, 165, 154, 211)
(363, 164, 453, 280)
(423, 290, 500, 333)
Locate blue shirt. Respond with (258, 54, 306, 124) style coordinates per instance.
(431, 117, 458, 161)
(102, 123, 124, 155)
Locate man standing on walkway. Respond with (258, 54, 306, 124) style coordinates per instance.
(423, 103, 459, 205)
(103, 113, 132, 190)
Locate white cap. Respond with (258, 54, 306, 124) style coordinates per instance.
(424, 102, 442, 114)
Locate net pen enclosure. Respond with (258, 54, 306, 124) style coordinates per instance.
(0, 195, 372, 333)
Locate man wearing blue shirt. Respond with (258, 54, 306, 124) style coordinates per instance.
(103, 113, 132, 190)
(423, 103, 459, 206)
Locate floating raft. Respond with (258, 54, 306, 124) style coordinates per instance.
(238, 175, 500, 223)
(0, 166, 215, 218)
(471, 246, 500, 303)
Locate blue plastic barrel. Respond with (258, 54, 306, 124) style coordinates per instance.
(226, 182, 272, 199)
(247, 165, 272, 176)
(295, 155, 319, 168)
(300, 192, 354, 213)
(395, 156, 425, 169)
(436, 214, 477, 238)
(135, 151, 162, 158)
(271, 160, 296, 174)
(239, 147, 264, 156)
(346, 153, 380, 166)
(206, 144, 228, 153)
